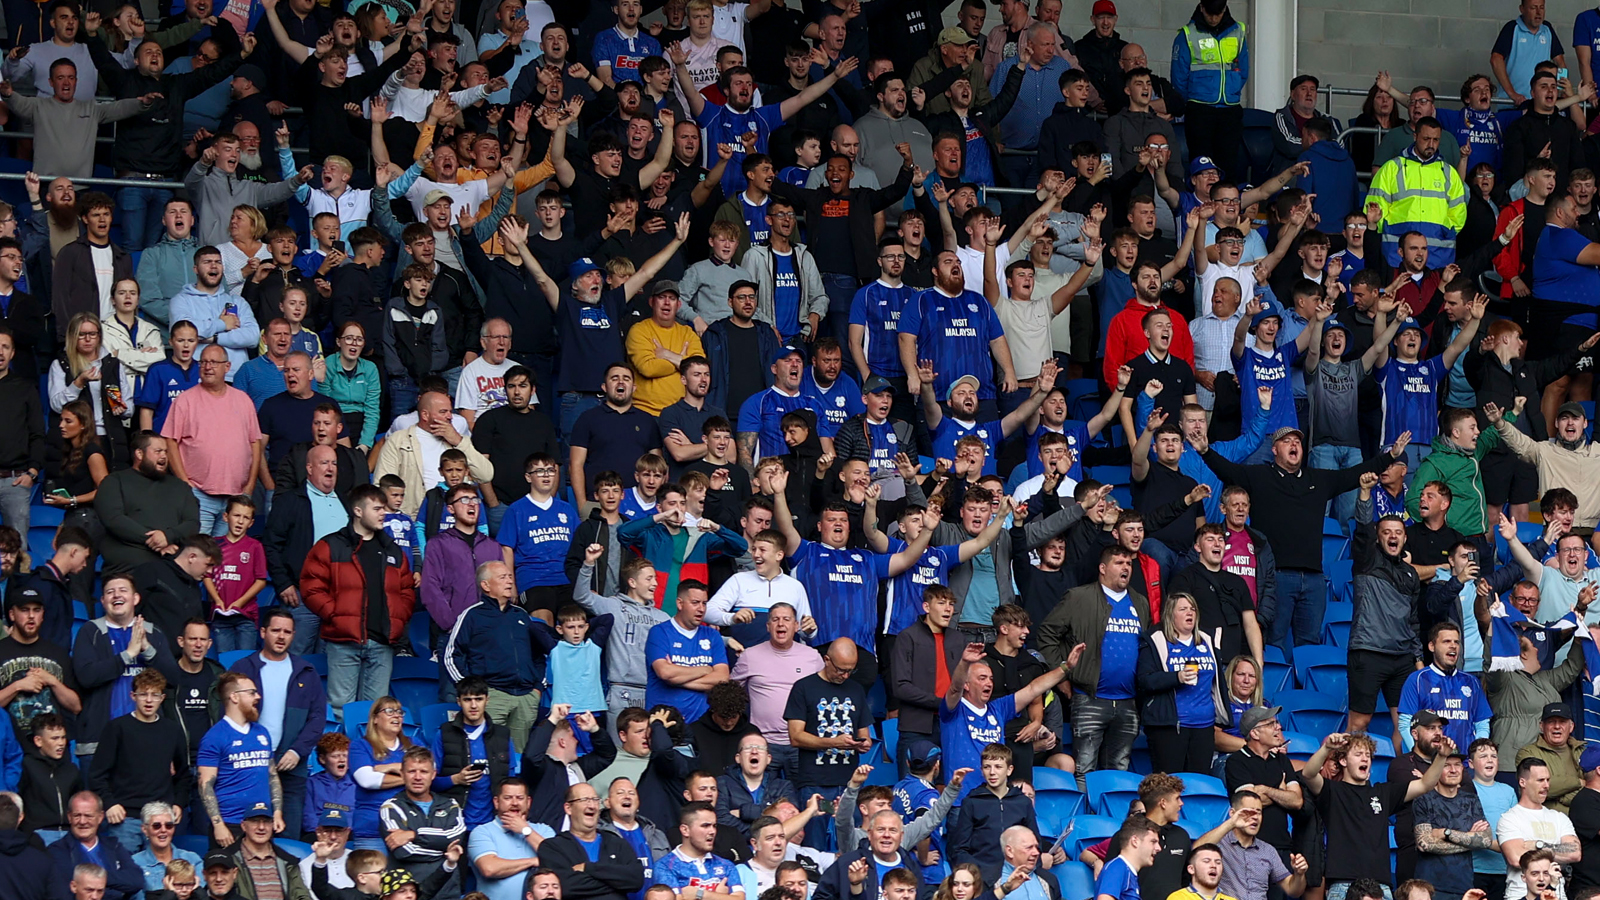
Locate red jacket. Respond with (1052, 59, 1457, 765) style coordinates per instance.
(1103, 298, 1196, 385)
(1493, 199, 1531, 297)
(300, 526, 416, 644)
(1139, 551, 1163, 623)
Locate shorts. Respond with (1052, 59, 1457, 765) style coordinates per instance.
(520, 584, 572, 615)
(1481, 443, 1540, 507)
(1347, 648, 1415, 714)
(1556, 323, 1600, 369)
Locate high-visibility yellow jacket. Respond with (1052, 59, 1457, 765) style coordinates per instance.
(1365, 146, 1468, 267)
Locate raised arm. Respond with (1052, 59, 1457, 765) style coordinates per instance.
(621, 213, 691, 300)
(666, 42, 706, 118)
(778, 55, 858, 121)
(766, 468, 803, 555)
(1129, 405, 1167, 482)
(1439, 294, 1489, 369)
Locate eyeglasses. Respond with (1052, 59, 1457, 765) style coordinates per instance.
(200, 360, 227, 367)
(340, 335, 365, 343)
(451, 497, 481, 506)
(527, 467, 557, 475)
(1145, 143, 1168, 151)
(769, 211, 795, 220)
(377, 707, 404, 716)
(1346, 222, 1369, 229)
(1213, 198, 1240, 206)
(77, 330, 100, 338)
(231, 688, 260, 696)
(879, 253, 906, 261)
(1218, 238, 1244, 246)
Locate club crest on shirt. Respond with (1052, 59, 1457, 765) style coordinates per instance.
(1370, 796, 1383, 815)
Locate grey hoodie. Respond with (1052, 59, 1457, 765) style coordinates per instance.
(741, 243, 829, 334)
(183, 158, 302, 246)
(855, 107, 935, 188)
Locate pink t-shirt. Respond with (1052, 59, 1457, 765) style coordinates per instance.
(211, 535, 268, 622)
(161, 385, 264, 495)
(1223, 526, 1260, 604)
(730, 640, 825, 744)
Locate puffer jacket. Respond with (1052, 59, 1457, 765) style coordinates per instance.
(1350, 495, 1423, 660)
(299, 526, 416, 645)
(1407, 430, 1502, 537)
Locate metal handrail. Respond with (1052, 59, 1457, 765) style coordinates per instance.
(0, 170, 186, 188)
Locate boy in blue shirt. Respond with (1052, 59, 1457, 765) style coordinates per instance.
(496, 452, 580, 623)
(378, 474, 417, 569)
(1231, 298, 1320, 463)
(533, 605, 614, 725)
(1376, 295, 1487, 472)
(1094, 817, 1160, 900)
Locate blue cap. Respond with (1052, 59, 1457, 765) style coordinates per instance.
(244, 799, 275, 820)
(778, 342, 805, 359)
(906, 740, 941, 771)
(318, 808, 350, 828)
(568, 258, 602, 284)
(1583, 745, 1600, 773)
(1249, 302, 1282, 332)
(1189, 156, 1220, 178)
(1393, 317, 1429, 346)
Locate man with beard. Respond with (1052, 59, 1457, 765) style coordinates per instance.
(94, 431, 202, 572)
(1499, 758, 1581, 899)
(198, 671, 284, 846)
(898, 250, 1020, 427)
(185, 130, 311, 247)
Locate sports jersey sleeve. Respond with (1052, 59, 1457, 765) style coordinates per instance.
(1375, 357, 1397, 384)
(899, 293, 925, 344)
(197, 727, 223, 768)
(849, 287, 870, 326)
(695, 102, 725, 130)
(1424, 355, 1450, 380)
(645, 621, 672, 669)
(1493, 21, 1517, 58)
(981, 300, 1004, 340)
(992, 693, 1018, 725)
(757, 104, 786, 129)
(871, 552, 894, 579)
(737, 392, 762, 433)
(1397, 671, 1422, 718)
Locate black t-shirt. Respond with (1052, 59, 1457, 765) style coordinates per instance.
(1133, 462, 1201, 549)
(0, 635, 75, 736)
(721, 324, 767, 418)
(782, 673, 870, 788)
(1125, 351, 1197, 419)
(570, 404, 663, 490)
(1314, 777, 1411, 883)
(568, 166, 620, 235)
(809, 193, 858, 276)
(357, 536, 390, 644)
(658, 399, 725, 476)
(1406, 522, 1466, 570)
(1224, 747, 1299, 850)
(169, 662, 219, 761)
(1568, 787, 1600, 892)
(1388, 750, 1432, 854)
(474, 404, 561, 504)
(1139, 821, 1193, 900)
(1167, 564, 1254, 663)
(983, 646, 1046, 742)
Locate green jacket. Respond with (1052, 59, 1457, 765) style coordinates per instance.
(1406, 428, 1503, 536)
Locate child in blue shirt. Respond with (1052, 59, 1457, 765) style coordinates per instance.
(619, 453, 668, 521)
(301, 732, 357, 836)
(1231, 299, 1317, 462)
(532, 605, 614, 723)
(378, 474, 417, 569)
(1376, 296, 1486, 470)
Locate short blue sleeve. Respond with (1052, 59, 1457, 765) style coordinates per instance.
(1493, 21, 1518, 58)
(737, 392, 762, 432)
(645, 622, 671, 665)
(871, 552, 893, 579)
(705, 627, 729, 666)
(1397, 672, 1421, 717)
(197, 727, 224, 768)
(757, 105, 786, 129)
(849, 288, 869, 326)
(899, 293, 925, 340)
(495, 504, 517, 547)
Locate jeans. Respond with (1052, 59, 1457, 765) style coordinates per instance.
(559, 391, 600, 444)
(325, 639, 395, 719)
(211, 616, 258, 652)
(389, 374, 420, 418)
(769, 743, 799, 782)
(1310, 443, 1364, 528)
(442, 366, 463, 404)
(0, 478, 31, 552)
(286, 601, 322, 655)
(486, 502, 507, 536)
(1271, 568, 1328, 663)
(278, 759, 308, 842)
(192, 488, 230, 537)
(821, 273, 860, 344)
(1069, 694, 1139, 789)
(116, 184, 173, 252)
(107, 817, 145, 854)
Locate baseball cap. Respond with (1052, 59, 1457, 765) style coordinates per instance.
(381, 869, 418, 897)
(906, 740, 941, 771)
(947, 374, 981, 402)
(233, 63, 266, 88)
(936, 26, 978, 46)
(1189, 156, 1220, 178)
(1557, 401, 1588, 420)
(1411, 710, 1446, 730)
(1322, 318, 1350, 338)
(1582, 745, 1600, 774)
(318, 808, 351, 829)
(243, 800, 275, 820)
(649, 279, 680, 298)
(1237, 705, 1282, 735)
(9, 588, 43, 609)
(778, 342, 806, 360)
(862, 375, 896, 395)
(202, 852, 238, 871)
(422, 189, 453, 208)
(1092, 0, 1117, 15)
(1543, 702, 1575, 721)
(1249, 302, 1283, 332)
(568, 258, 602, 284)
(1270, 426, 1305, 445)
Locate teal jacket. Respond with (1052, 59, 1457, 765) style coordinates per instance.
(320, 355, 382, 448)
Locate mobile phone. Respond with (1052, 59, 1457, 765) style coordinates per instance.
(816, 799, 834, 816)
(1467, 548, 1481, 567)
(1100, 152, 1113, 174)
(1560, 67, 1570, 81)
(330, 240, 346, 254)
(49, 488, 71, 499)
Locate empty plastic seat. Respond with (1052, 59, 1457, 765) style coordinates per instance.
(1054, 862, 1095, 900)
(1325, 560, 1354, 603)
(1065, 814, 1121, 857)
(877, 718, 899, 769)
(1035, 788, 1086, 836)
(391, 678, 439, 720)
(391, 656, 441, 681)
(305, 654, 328, 676)
(219, 650, 253, 669)
(1181, 798, 1230, 830)
(406, 613, 433, 660)
(1086, 770, 1144, 817)
(1281, 730, 1322, 761)
(1275, 690, 1346, 735)
(1324, 602, 1354, 624)
(275, 839, 312, 859)
(1033, 768, 1078, 791)
(1325, 622, 1351, 647)
(421, 703, 456, 735)
(1088, 465, 1132, 486)
(1178, 773, 1226, 796)
(1293, 646, 1350, 698)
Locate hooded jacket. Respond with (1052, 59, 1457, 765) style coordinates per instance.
(1350, 495, 1423, 659)
(229, 652, 328, 763)
(598, 813, 672, 868)
(741, 243, 829, 336)
(716, 764, 798, 834)
(420, 527, 504, 632)
(1171, 4, 1249, 107)
(135, 235, 200, 328)
(13, 564, 73, 649)
(51, 236, 133, 340)
(1495, 419, 1600, 528)
(0, 828, 51, 900)
(690, 712, 760, 773)
(1407, 429, 1503, 537)
(85, 33, 242, 177)
(947, 782, 1041, 883)
(16, 746, 81, 831)
(132, 557, 207, 656)
(299, 526, 417, 645)
(168, 283, 261, 375)
(1505, 107, 1586, 190)
(854, 107, 935, 188)
(1298, 139, 1359, 233)
(1036, 101, 1106, 177)
(183, 159, 301, 247)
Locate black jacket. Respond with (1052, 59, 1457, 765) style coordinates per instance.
(1465, 341, 1589, 443)
(565, 512, 620, 595)
(51, 237, 132, 341)
(690, 711, 760, 773)
(460, 235, 558, 361)
(295, 49, 408, 168)
(768, 164, 916, 281)
(540, 831, 646, 900)
(947, 784, 1040, 884)
(815, 844, 926, 900)
(271, 443, 367, 498)
(0, 290, 47, 378)
(0, 827, 50, 900)
(637, 720, 697, 837)
(915, 64, 1024, 177)
(520, 719, 617, 831)
(1508, 108, 1586, 189)
(16, 748, 82, 831)
(1036, 102, 1105, 177)
(1075, 28, 1127, 106)
(263, 483, 330, 592)
(86, 33, 243, 177)
(0, 371, 45, 475)
(890, 618, 965, 735)
(132, 557, 207, 656)
(329, 263, 388, 361)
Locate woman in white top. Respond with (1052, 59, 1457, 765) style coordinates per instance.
(100, 278, 166, 377)
(48, 312, 134, 438)
(220, 205, 272, 294)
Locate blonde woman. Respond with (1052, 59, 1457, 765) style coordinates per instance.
(1213, 655, 1265, 754)
(1136, 591, 1219, 775)
(348, 696, 412, 851)
(48, 313, 135, 443)
(221, 205, 271, 293)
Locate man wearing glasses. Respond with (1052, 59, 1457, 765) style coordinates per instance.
(86, 669, 194, 854)
(197, 671, 284, 847)
(456, 318, 519, 430)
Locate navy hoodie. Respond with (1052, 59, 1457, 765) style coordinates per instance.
(0, 828, 51, 900)
(1297, 139, 1360, 235)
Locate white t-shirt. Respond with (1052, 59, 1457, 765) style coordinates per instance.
(1199, 259, 1257, 320)
(406, 178, 491, 223)
(711, 1, 749, 51)
(1012, 471, 1079, 508)
(1499, 803, 1576, 900)
(705, 570, 813, 626)
(388, 411, 471, 438)
(995, 291, 1052, 379)
(455, 356, 518, 416)
(415, 428, 450, 489)
(91, 244, 116, 322)
(955, 244, 1005, 300)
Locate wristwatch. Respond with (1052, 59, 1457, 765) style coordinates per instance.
(521, 825, 534, 837)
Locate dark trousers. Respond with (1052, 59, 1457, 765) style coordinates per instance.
(1147, 725, 1214, 776)
(1473, 873, 1505, 900)
(1184, 102, 1246, 181)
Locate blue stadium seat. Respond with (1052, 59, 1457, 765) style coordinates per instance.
(1034, 768, 1077, 791)
(1128, 747, 1152, 775)
(421, 703, 456, 735)
(1371, 758, 1390, 782)
(1176, 820, 1207, 840)
(1276, 690, 1346, 735)
(1372, 735, 1396, 757)
(1034, 788, 1085, 836)
(1323, 517, 1345, 536)
(407, 613, 433, 661)
(32, 504, 63, 528)
(305, 654, 327, 676)
(1261, 660, 1294, 699)
(1065, 815, 1121, 857)
(175, 835, 210, 856)
(323, 704, 341, 732)
(392, 656, 441, 682)
(275, 839, 312, 859)
(1088, 465, 1132, 486)
(1179, 773, 1226, 796)
(1322, 535, 1349, 564)
(342, 701, 374, 735)
(1325, 560, 1354, 603)
(1263, 645, 1286, 664)
(1281, 731, 1322, 761)
(1086, 770, 1143, 817)
(1054, 862, 1095, 900)
(1110, 486, 1132, 510)
(1324, 602, 1354, 624)
(219, 650, 253, 669)
(1294, 645, 1350, 697)
(877, 718, 898, 769)
(1325, 622, 1351, 647)
(391, 678, 439, 720)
